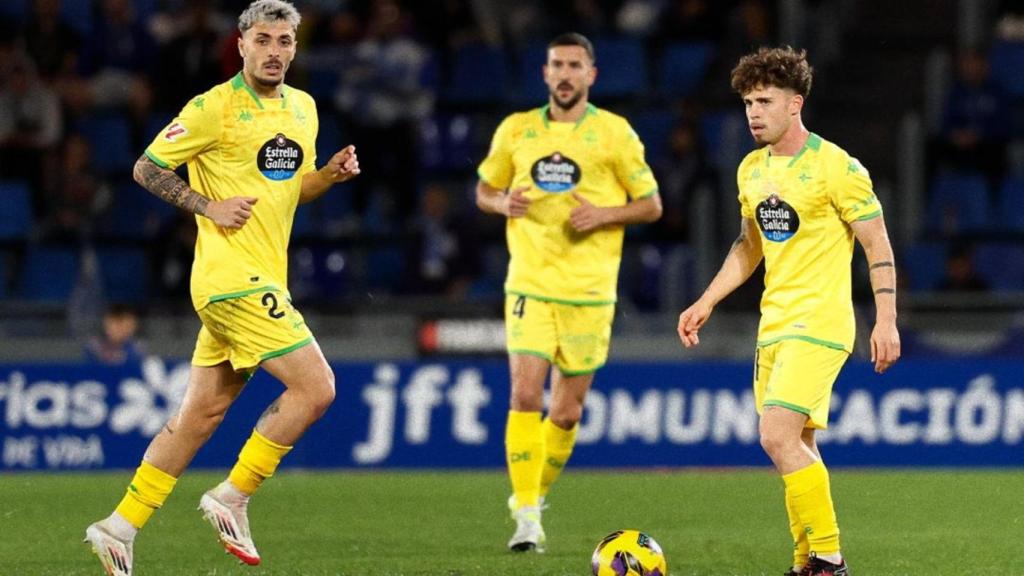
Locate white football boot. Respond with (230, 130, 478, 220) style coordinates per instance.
(198, 482, 261, 566)
(507, 497, 546, 553)
(84, 520, 133, 576)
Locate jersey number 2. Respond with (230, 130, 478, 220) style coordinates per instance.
(262, 292, 286, 319)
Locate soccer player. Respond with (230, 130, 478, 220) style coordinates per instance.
(677, 47, 900, 576)
(83, 2, 360, 574)
(476, 32, 662, 553)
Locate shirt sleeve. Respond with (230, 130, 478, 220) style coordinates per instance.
(830, 153, 882, 223)
(477, 115, 516, 189)
(615, 120, 658, 201)
(737, 159, 754, 219)
(144, 92, 221, 170)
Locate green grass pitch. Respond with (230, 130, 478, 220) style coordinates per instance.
(1, 469, 1019, 575)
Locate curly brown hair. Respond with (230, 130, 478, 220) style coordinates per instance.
(730, 46, 813, 98)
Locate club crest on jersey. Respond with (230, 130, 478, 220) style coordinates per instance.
(257, 132, 304, 181)
(756, 193, 800, 242)
(531, 152, 581, 193)
(163, 122, 187, 142)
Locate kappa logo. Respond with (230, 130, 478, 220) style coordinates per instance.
(163, 122, 188, 142)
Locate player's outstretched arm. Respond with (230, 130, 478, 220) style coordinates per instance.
(133, 154, 257, 229)
(851, 215, 901, 373)
(299, 145, 361, 204)
(569, 192, 662, 232)
(678, 218, 763, 348)
(475, 180, 530, 218)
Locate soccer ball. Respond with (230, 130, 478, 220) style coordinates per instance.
(591, 529, 668, 576)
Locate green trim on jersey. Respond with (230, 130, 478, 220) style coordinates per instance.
(144, 149, 170, 168)
(764, 132, 823, 168)
(506, 289, 616, 306)
(260, 337, 313, 361)
(636, 188, 659, 199)
(855, 210, 883, 221)
(231, 72, 265, 109)
(508, 349, 554, 362)
(539, 103, 598, 130)
(208, 285, 280, 303)
(762, 399, 812, 415)
(757, 334, 848, 351)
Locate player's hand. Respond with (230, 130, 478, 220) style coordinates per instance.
(503, 186, 531, 218)
(570, 192, 607, 232)
(206, 196, 258, 229)
(870, 320, 900, 374)
(677, 299, 713, 348)
(323, 145, 361, 183)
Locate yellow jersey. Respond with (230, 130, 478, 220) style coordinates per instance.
(145, 72, 318, 310)
(477, 104, 658, 305)
(737, 133, 882, 352)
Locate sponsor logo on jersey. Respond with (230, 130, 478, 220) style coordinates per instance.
(163, 122, 187, 142)
(756, 193, 800, 242)
(531, 152, 580, 192)
(257, 133, 304, 181)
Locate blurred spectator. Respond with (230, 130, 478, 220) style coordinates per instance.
(938, 244, 989, 293)
(334, 0, 434, 230)
(75, 0, 155, 118)
(652, 117, 718, 242)
(153, 0, 229, 112)
(0, 51, 63, 214)
(616, 0, 662, 37)
(404, 181, 480, 298)
(21, 0, 82, 79)
(39, 134, 112, 240)
(935, 48, 1010, 189)
(84, 303, 146, 366)
(995, 0, 1024, 41)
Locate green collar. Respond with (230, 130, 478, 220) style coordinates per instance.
(540, 103, 597, 130)
(231, 71, 288, 110)
(766, 132, 821, 167)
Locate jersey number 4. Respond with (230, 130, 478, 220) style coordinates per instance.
(512, 295, 526, 318)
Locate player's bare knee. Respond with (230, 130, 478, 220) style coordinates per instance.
(548, 406, 582, 429)
(509, 388, 543, 412)
(759, 428, 789, 458)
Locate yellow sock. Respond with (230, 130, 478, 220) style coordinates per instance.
(785, 485, 810, 568)
(540, 418, 577, 497)
(783, 460, 841, 556)
(115, 461, 178, 529)
(505, 410, 544, 508)
(228, 429, 292, 496)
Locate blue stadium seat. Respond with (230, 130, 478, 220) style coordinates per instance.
(590, 37, 648, 99)
(102, 183, 177, 239)
(78, 114, 134, 175)
(990, 41, 1024, 97)
(366, 247, 405, 291)
(292, 203, 315, 238)
(18, 246, 79, 302)
(445, 42, 508, 104)
(315, 111, 343, 169)
(97, 247, 148, 303)
(306, 68, 338, 101)
(974, 243, 1024, 292)
(513, 41, 550, 105)
(997, 176, 1024, 232)
(901, 242, 946, 291)
(629, 108, 675, 165)
(0, 180, 33, 240)
(657, 42, 714, 99)
(925, 171, 991, 234)
(0, 0, 27, 22)
(61, 0, 93, 35)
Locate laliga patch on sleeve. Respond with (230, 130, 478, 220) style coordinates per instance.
(163, 122, 188, 142)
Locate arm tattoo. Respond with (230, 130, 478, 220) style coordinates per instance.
(256, 398, 282, 429)
(731, 232, 747, 249)
(870, 261, 894, 270)
(874, 288, 896, 295)
(133, 154, 209, 215)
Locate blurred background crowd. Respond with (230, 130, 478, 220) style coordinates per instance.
(0, 0, 1022, 362)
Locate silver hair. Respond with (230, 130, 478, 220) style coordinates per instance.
(238, 0, 301, 34)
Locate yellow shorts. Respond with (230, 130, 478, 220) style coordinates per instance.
(504, 294, 614, 375)
(754, 338, 849, 429)
(192, 289, 313, 373)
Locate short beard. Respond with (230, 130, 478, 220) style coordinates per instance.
(253, 72, 284, 88)
(551, 89, 583, 111)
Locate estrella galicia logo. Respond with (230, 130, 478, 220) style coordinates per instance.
(756, 193, 800, 242)
(257, 133, 303, 181)
(531, 152, 581, 192)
